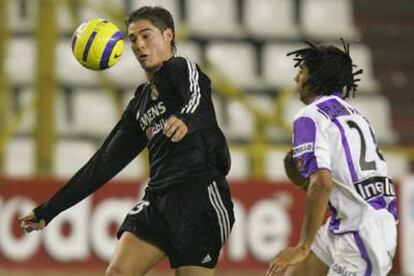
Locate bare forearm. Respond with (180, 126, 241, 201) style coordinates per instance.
(298, 176, 332, 250)
(266, 170, 333, 275)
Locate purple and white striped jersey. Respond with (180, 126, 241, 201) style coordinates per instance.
(292, 94, 397, 234)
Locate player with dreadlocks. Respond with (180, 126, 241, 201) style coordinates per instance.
(267, 40, 397, 276)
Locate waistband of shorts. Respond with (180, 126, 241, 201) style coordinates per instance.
(147, 168, 225, 195)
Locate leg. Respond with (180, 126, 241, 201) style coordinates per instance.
(285, 251, 329, 276)
(166, 178, 234, 273)
(106, 232, 166, 276)
(175, 266, 215, 276)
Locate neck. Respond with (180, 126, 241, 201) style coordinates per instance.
(305, 91, 342, 104)
(145, 53, 174, 80)
(301, 88, 319, 105)
(307, 93, 323, 104)
(146, 69, 158, 80)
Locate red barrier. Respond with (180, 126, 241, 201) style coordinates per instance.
(0, 178, 400, 273)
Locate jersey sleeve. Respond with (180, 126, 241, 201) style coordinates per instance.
(33, 102, 147, 225)
(292, 110, 331, 178)
(168, 57, 216, 133)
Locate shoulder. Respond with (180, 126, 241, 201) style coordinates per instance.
(293, 103, 319, 122)
(164, 56, 202, 74)
(293, 98, 332, 128)
(134, 83, 147, 95)
(160, 56, 209, 87)
(164, 56, 190, 69)
(124, 84, 146, 113)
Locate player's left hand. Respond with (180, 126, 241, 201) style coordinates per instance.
(163, 116, 188, 142)
(266, 246, 310, 276)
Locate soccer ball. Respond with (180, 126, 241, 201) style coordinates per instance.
(71, 18, 125, 70)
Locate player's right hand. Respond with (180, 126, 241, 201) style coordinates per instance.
(163, 115, 188, 142)
(18, 212, 46, 233)
(267, 245, 310, 275)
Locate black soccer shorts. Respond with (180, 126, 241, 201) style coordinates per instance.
(117, 175, 235, 269)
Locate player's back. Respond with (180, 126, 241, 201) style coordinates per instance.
(292, 94, 397, 233)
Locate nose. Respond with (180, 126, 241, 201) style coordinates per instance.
(135, 37, 145, 51)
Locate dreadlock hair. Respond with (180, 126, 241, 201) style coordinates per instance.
(125, 6, 176, 53)
(287, 39, 363, 99)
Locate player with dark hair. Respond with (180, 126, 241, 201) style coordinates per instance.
(267, 40, 397, 276)
(19, 6, 234, 276)
(125, 5, 177, 53)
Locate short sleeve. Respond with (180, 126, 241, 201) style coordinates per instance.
(292, 114, 331, 178)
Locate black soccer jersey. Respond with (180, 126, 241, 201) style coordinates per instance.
(34, 56, 231, 225)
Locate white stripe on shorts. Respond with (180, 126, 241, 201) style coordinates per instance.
(208, 185, 225, 244)
(207, 181, 230, 244)
(212, 182, 231, 240)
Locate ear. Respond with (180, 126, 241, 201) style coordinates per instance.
(163, 28, 174, 44)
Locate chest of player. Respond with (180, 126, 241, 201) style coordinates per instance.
(133, 80, 183, 132)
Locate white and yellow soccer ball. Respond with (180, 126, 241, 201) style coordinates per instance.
(71, 18, 125, 70)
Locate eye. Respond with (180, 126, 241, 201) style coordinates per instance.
(128, 35, 136, 43)
(141, 30, 153, 39)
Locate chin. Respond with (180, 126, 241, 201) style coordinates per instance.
(140, 63, 154, 71)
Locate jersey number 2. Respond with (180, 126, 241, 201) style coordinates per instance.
(347, 120, 384, 171)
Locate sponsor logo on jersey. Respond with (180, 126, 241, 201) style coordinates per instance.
(354, 177, 395, 201)
(292, 143, 314, 157)
(145, 118, 166, 140)
(139, 101, 167, 130)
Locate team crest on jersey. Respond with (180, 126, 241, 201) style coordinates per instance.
(296, 158, 304, 170)
(150, 83, 159, 100)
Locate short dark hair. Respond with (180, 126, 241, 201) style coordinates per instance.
(125, 6, 176, 53)
(287, 39, 363, 99)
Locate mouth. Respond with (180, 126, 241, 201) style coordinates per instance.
(138, 54, 149, 61)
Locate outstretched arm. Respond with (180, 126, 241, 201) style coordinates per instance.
(267, 169, 333, 275)
(19, 111, 147, 232)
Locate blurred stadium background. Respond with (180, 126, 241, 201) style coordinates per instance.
(0, 0, 413, 275)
